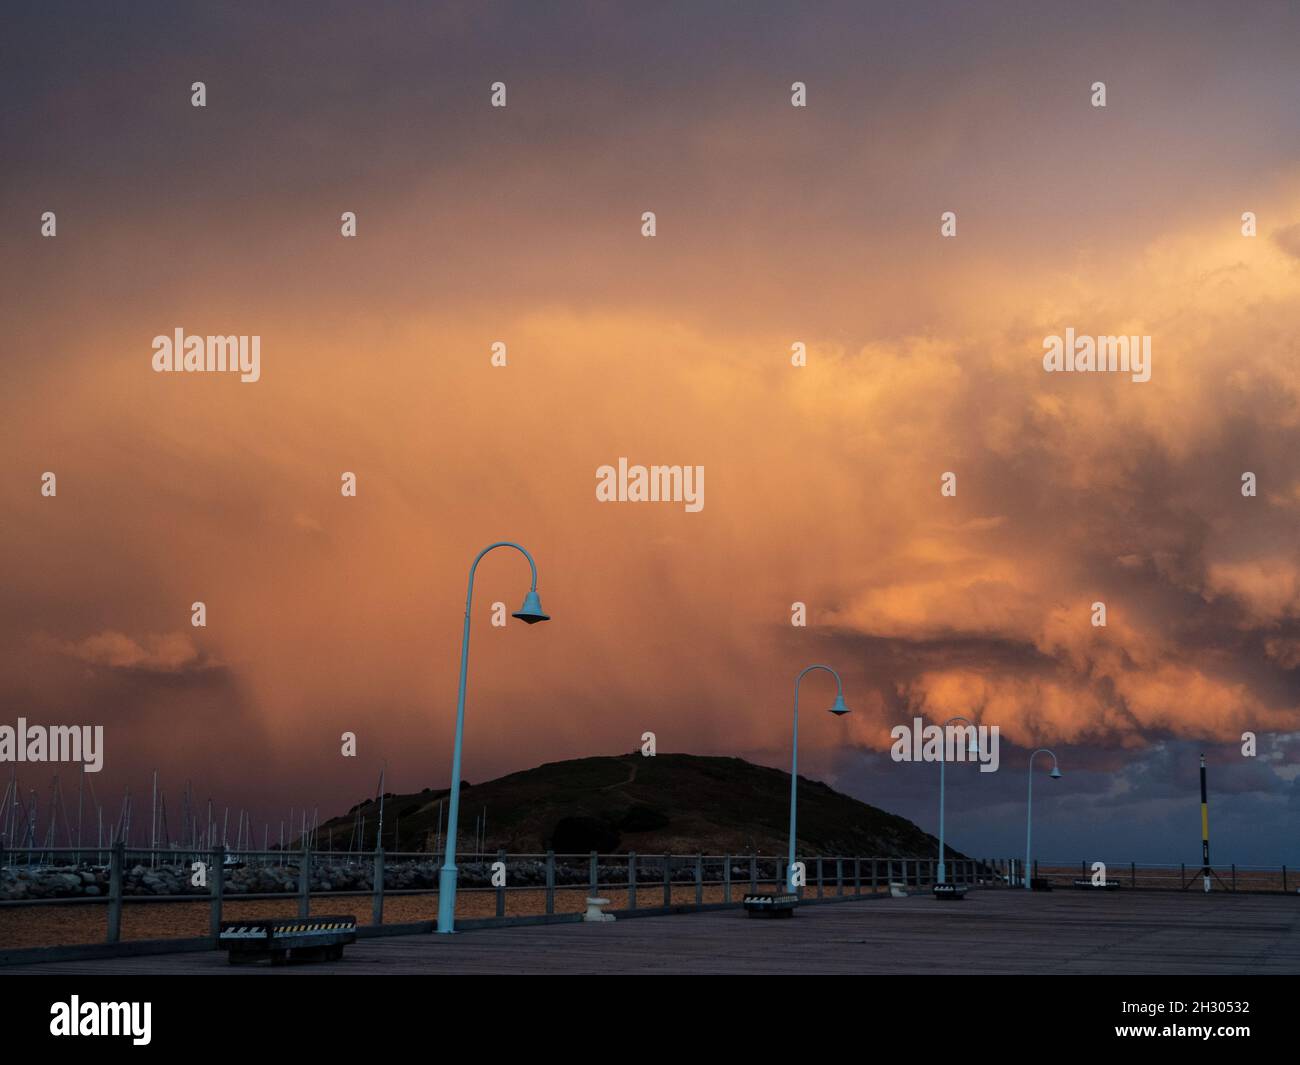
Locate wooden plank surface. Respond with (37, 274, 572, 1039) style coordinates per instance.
(6, 889, 1298, 975)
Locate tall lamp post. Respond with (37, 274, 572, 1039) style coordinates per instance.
(1024, 748, 1061, 890)
(937, 715, 981, 885)
(787, 665, 851, 892)
(436, 541, 550, 934)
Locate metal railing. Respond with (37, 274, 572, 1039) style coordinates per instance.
(1031, 859, 1293, 893)
(3, 846, 1292, 958)
(0, 845, 1002, 952)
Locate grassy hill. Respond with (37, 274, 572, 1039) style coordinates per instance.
(315, 753, 957, 859)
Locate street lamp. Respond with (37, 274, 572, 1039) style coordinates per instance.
(787, 665, 851, 892)
(937, 715, 981, 885)
(1024, 748, 1061, 891)
(436, 541, 549, 934)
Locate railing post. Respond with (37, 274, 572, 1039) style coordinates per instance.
(854, 857, 861, 895)
(816, 856, 824, 898)
(723, 854, 731, 904)
(749, 854, 757, 893)
(871, 858, 878, 894)
(107, 840, 125, 944)
(628, 852, 637, 910)
(1181, 862, 1186, 889)
(298, 843, 310, 918)
(545, 850, 555, 915)
(372, 847, 385, 927)
(496, 848, 506, 918)
(1130, 861, 1136, 888)
(207, 844, 224, 940)
(695, 854, 703, 905)
(1283, 865, 1287, 893)
(663, 853, 672, 906)
(1231, 864, 1236, 892)
(836, 857, 843, 897)
(589, 851, 598, 898)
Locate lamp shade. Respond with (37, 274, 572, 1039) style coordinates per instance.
(828, 693, 851, 716)
(512, 589, 550, 624)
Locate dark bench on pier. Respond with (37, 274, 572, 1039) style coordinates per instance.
(932, 883, 968, 900)
(742, 892, 798, 917)
(219, 915, 357, 965)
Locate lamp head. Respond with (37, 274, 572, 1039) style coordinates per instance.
(511, 589, 550, 624)
(828, 693, 851, 717)
(1050, 766, 1062, 779)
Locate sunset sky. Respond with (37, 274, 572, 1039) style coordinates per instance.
(2, 1, 1298, 864)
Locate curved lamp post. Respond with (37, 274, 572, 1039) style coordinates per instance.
(436, 541, 549, 934)
(937, 715, 981, 885)
(1024, 748, 1061, 890)
(787, 665, 851, 892)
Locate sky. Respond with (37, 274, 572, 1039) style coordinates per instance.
(1, 1, 1298, 864)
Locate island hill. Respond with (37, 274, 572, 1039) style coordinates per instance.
(314, 753, 958, 860)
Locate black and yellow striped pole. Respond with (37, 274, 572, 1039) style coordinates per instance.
(1199, 753, 1210, 893)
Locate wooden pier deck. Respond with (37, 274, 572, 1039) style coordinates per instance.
(6, 889, 1298, 975)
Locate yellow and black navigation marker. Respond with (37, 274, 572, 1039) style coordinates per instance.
(1185, 754, 1228, 892)
(1200, 753, 1211, 893)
